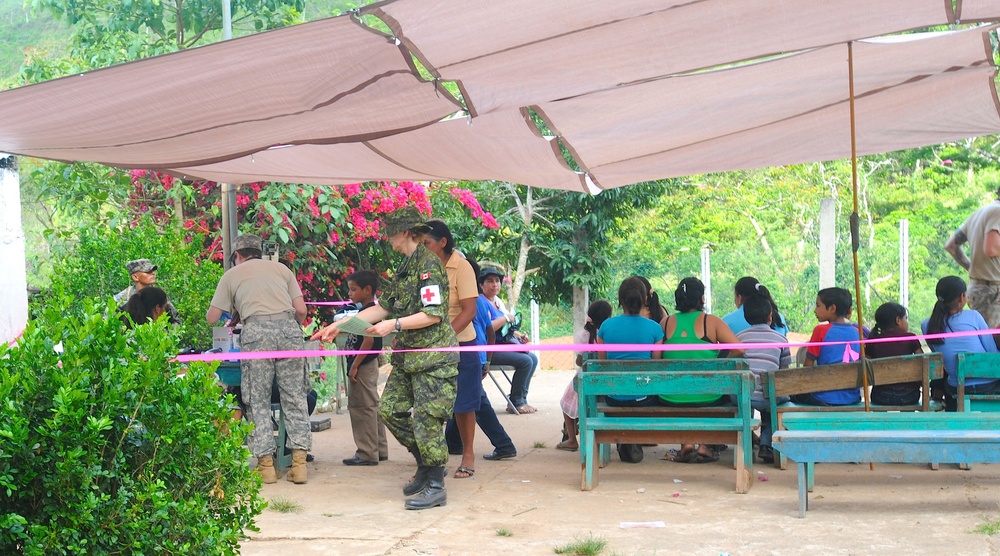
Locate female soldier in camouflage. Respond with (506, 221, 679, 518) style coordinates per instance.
(312, 206, 458, 510)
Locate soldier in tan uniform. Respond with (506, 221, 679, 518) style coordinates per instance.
(313, 206, 458, 510)
(206, 234, 311, 484)
(945, 188, 1000, 346)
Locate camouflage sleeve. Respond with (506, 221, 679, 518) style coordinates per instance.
(414, 248, 449, 320)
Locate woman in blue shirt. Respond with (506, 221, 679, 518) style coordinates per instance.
(922, 275, 1000, 411)
(595, 277, 664, 463)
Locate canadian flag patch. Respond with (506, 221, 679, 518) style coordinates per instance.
(420, 272, 431, 280)
(420, 285, 442, 306)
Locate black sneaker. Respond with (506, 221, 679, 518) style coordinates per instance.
(758, 445, 774, 464)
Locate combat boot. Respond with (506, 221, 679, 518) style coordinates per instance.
(403, 466, 430, 496)
(286, 449, 308, 484)
(404, 466, 446, 510)
(257, 455, 277, 484)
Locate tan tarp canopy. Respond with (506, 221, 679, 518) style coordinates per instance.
(0, 0, 998, 192)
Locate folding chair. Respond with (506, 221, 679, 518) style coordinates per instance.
(486, 364, 519, 415)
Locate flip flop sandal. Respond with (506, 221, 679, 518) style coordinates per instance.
(687, 453, 720, 464)
(454, 466, 475, 479)
(556, 441, 579, 452)
(515, 404, 537, 414)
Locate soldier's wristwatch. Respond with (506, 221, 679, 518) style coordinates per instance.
(395, 319, 402, 332)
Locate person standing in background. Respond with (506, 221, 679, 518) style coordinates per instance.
(422, 219, 481, 479)
(341, 270, 388, 467)
(945, 188, 1000, 347)
(206, 234, 311, 485)
(312, 206, 458, 511)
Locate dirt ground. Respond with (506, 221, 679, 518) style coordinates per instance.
(240, 368, 1000, 556)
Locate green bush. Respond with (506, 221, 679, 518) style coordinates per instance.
(0, 296, 264, 555)
(35, 216, 224, 350)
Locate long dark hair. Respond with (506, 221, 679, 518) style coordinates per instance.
(870, 302, 907, 339)
(675, 277, 705, 313)
(121, 287, 167, 328)
(618, 277, 646, 315)
(584, 300, 613, 344)
(424, 219, 455, 255)
(735, 276, 785, 330)
(633, 275, 666, 323)
(926, 276, 967, 345)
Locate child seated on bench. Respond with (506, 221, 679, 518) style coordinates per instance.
(796, 287, 866, 406)
(921, 276, 1000, 411)
(733, 289, 791, 464)
(596, 277, 665, 463)
(867, 302, 924, 406)
(557, 299, 612, 452)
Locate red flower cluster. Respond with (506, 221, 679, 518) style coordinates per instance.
(449, 187, 499, 229)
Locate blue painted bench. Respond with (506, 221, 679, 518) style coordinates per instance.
(956, 352, 1000, 412)
(772, 412, 1000, 517)
(762, 353, 945, 469)
(578, 360, 758, 493)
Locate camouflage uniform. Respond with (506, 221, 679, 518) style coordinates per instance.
(241, 316, 312, 457)
(209, 240, 312, 460)
(378, 242, 459, 467)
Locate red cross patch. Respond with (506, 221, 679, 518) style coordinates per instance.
(420, 285, 442, 306)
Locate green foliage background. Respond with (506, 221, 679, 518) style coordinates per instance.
(1, 296, 263, 554)
(34, 217, 224, 350)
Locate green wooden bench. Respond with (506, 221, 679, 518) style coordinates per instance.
(772, 412, 1000, 517)
(762, 353, 945, 469)
(578, 360, 758, 493)
(956, 352, 1000, 412)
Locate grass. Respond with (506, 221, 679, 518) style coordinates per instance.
(268, 496, 303, 513)
(973, 505, 1000, 535)
(553, 534, 608, 555)
(496, 528, 513, 537)
(533, 441, 547, 449)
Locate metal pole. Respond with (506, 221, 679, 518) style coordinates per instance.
(701, 245, 712, 314)
(219, 1, 234, 268)
(819, 199, 835, 289)
(900, 219, 909, 308)
(222, 0, 232, 40)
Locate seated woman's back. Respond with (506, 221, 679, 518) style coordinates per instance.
(660, 277, 742, 403)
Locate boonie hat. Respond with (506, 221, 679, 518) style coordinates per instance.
(382, 206, 432, 237)
(126, 259, 157, 274)
(479, 267, 505, 281)
(232, 234, 263, 252)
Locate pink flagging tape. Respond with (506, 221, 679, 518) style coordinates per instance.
(170, 327, 1000, 364)
(305, 301, 354, 306)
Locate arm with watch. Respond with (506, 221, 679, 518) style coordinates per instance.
(365, 311, 443, 337)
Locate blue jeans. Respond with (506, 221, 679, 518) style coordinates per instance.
(491, 350, 538, 406)
(730, 395, 787, 447)
(446, 385, 516, 454)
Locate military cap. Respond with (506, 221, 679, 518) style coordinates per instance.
(382, 206, 432, 237)
(126, 259, 157, 274)
(479, 267, 505, 281)
(232, 234, 263, 252)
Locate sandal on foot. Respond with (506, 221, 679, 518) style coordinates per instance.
(679, 452, 719, 464)
(556, 441, 578, 452)
(515, 404, 537, 414)
(454, 466, 475, 479)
